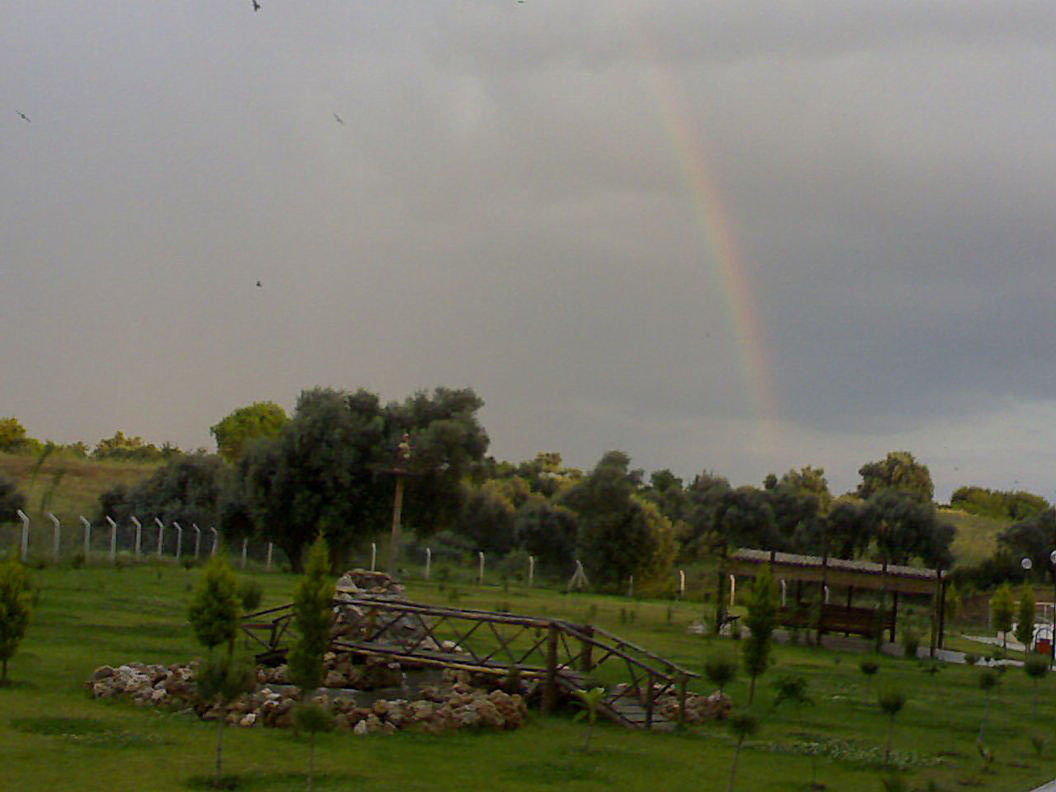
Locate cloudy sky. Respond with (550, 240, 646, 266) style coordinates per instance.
(4, 1, 1056, 501)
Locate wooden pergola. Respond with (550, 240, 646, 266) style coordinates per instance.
(723, 549, 949, 656)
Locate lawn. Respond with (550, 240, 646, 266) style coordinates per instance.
(2, 563, 1056, 791)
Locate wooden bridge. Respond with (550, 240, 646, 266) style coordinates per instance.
(242, 595, 698, 730)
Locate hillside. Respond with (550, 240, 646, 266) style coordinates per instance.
(942, 507, 1011, 565)
(0, 452, 159, 524)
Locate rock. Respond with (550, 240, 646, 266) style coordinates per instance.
(324, 670, 345, 688)
(239, 713, 257, 728)
(353, 720, 369, 736)
(92, 665, 115, 681)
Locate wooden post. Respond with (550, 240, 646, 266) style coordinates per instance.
(389, 475, 405, 576)
(543, 622, 559, 714)
(890, 591, 899, 644)
(645, 672, 654, 729)
(677, 672, 687, 727)
(714, 565, 727, 636)
(929, 568, 942, 657)
(579, 625, 594, 673)
(938, 578, 948, 649)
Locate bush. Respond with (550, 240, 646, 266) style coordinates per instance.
(900, 625, 921, 659)
(860, 657, 879, 676)
(238, 579, 263, 612)
(965, 653, 978, 666)
(704, 653, 737, 693)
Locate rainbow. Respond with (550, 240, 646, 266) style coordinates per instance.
(636, 31, 780, 440)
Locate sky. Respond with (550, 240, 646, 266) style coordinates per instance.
(4, 1, 1056, 502)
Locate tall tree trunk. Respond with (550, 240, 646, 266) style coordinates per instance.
(727, 737, 744, 792)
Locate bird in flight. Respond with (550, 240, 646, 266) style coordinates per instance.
(256, 280, 262, 288)
(16, 111, 30, 123)
(251, 0, 261, 11)
(333, 113, 345, 125)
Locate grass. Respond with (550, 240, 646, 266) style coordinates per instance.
(943, 508, 1012, 566)
(2, 564, 1056, 790)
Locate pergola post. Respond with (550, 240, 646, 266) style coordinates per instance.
(890, 591, 899, 644)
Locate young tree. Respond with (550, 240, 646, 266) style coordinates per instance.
(1015, 587, 1036, 658)
(877, 688, 906, 768)
(742, 572, 778, 703)
(772, 675, 818, 788)
(0, 557, 32, 685)
(187, 556, 251, 788)
(1024, 653, 1049, 718)
(705, 652, 737, 695)
(572, 686, 606, 753)
(289, 536, 336, 792)
(977, 669, 1000, 742)
(726, 711, 759, 792)
(991, 584, 1015, 653)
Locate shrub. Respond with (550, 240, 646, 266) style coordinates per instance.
(238, 579, 263, 612)
(705, 653, 737, 694)
(900, 625, 921, 660)
(964, 653, 978, 666)
(860, 657, 879, 676)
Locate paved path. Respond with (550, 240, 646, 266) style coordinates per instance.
(1028, 781, 1056, 791)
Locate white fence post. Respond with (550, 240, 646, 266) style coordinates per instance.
(528, 555, 535, 587)
(154, 518, 165, 559)
(17, 509, 29, 562)
(106, 516, 117, 563)
(679, 569, 686, 598)
(266, 542, 273, 571)
(729, 574, 736, 607)
(47, 512, 61, 564)
(241, 538, 248, 569)
(370, 542, 377, 572)
(210, 527, 218, 556)
(780, 579, 787, 607)
(80, 516, 91, 559)
(173, 522, 183, 561)
(478, 551, 485, 585)
(131, 516, 142, 559)
(424, 547, 431, 581)
(193, 524, 201, 559)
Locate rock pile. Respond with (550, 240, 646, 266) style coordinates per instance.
(87, 662, 528, 735)
(657, 690, 732, 722)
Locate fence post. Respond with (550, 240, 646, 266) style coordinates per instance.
(210, 527, 218, 557)
(106, 516, 117, 563)
(241, 537, 248, 569)
(677, 672, 687, 727)
(47, 512, 61, 564)
(729, 574, 736, 606)
(17, 510, 29, 562)
(424, 547, 431, 581)
(173, 522, 183, 561)
(579, 625, 594, 673)
(528, 555, 535, 587)
(266, 542, 273, 571)
(131, 516, 142, 559)
(645, 672, 654, 729)
(478, 551, 485, 585)
(628, 575, 634, 598)
(192, 524, 201, 559)
(543, 622, 559, 714)
(679, 569, 685, 598)
(154, 518, 165, 559)
(80, 516, 91, 560)
(370, 542, 376, 572)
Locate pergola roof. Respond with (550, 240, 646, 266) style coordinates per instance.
(727, 549, 945, 596)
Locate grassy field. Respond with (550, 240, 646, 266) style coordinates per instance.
(943, 508, 1011, 566)
(2, 564, 1056, 791)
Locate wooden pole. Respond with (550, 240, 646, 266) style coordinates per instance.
(645, 672, 655, 729)
(580, 625, 594, 673)
(543, 623, 559, 714)
(677, 672, 687, 728)
(890, 591, 899, 644)
(938, 578, 948, 649)
(388, 474, 405, 576)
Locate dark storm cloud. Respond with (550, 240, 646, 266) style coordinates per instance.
(3, 1, 1056, 499)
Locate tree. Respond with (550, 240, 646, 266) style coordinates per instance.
(726, 711, 759, 792)
(990, 584, 1015, 653)
(455, 482, 516, 555)
(289, 537, 336, 792)
(1024, 653, 1049, 718)
(977, 669, 1000, 742)
(572, 686, 605, 752)
(513, 495, 578, 576)
(772, 675, 817, 788)
(187, 555, 251, 788)
(867, 489, 953, 568)
(92, 430, 167, 462)
(857, 451, 934, 502)
(95, 453, 227, 529)
(679, 471, 732, 559)
(878, 688, 906, 768)
(998, 510, 1056, 583)
(237, 387, 488, 571)
(0, 417, 30, 453)
(705, 652, 737, 695)
(0, 474, 26, 524)
(742, 571, 777, 703)
(0, 557, 32, 685)
(210, 402, 289, 464)
(1015, 587, 1036, 658)
(952, 486, 1048, 521)
(561, 451, 676, 591)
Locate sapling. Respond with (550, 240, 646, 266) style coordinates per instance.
(742, 572, 778, 703)
(1015, 587, 1036, 660)
(726, 711, 759, 792)
(1024, 652, 1049, 718)
(572, 686, 606, 752)
(705, 652, 737, 695)
(878, 688, 906, 768)
(0, 556, 32, 686)
(977, 669, 1000, 742)
(772, 675, 819, 788)
(991, 584, 1014, 653)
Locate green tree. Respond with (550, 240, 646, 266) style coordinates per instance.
(210, 401, 289, 464)
(513, 495, 578, 576)
(977, 669, 1000, 742)
(0, 474, 26, 524)
(867, 489, 954, 568)
(704, 652, 737, 695)
(742, 572, 778, 703)
(455, 481, 516, 555)
(726, 711, 759, 792)
(561, 451, 676, 591)
(878, 688, 906, 768)
(289, 537, 336, 792)
(94, 453, 227, 529)
(92, 430, 167, 462)
(1015, 587, 1036, 658)
(0, 557, 32, 685)
(0, 417, 30, 453)
(187, 555, 251, 787)
(772, 675, 817, 787)
(991, 584, 1015, 653)
(857, 451, 934, 502)
(188, 556, 241, 653)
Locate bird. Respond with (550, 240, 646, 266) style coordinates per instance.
(256, 280, 262, 288)
(333, 113, 345, 125)
(16, 111, 30, 123)
(251, 0, 261, 11)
